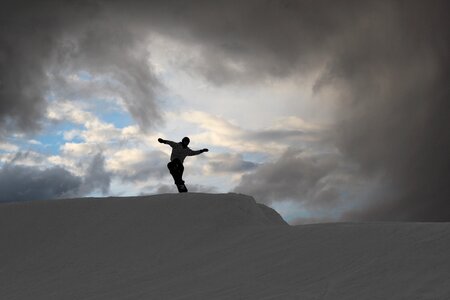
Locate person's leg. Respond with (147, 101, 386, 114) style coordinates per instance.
(179, 161, 184, 181)
(167, 161, 175, 174)
(174, 159, 185, 184)
(167, 161, 179, 184)
(169, 159, 184, 184)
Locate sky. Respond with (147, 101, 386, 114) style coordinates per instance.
(0, 0, 449, 224)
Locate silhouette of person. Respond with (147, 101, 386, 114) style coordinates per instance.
(158, 137, 208, 185)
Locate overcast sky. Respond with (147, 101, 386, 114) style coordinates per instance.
(1, 0, 449, 224)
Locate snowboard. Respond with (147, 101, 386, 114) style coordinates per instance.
(176, 183, 188, 193)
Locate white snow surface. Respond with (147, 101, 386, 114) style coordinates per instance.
(1, 193, 449, 299)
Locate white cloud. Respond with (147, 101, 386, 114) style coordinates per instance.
(41, 99, 166, 186)
(47, 101, 93, 124)
(28, 139, 42, 145)
(174, 110, 322, 157)
(0, 142, 19, 152)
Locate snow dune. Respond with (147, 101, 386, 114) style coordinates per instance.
(1, 193, 449, 299)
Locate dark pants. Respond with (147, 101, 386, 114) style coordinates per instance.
(167, 158, 184, 184)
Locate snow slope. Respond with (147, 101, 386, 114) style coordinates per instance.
(1, 193, 449, 299)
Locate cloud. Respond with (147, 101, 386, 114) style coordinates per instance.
(49, 26, 162, 130)
(108, 149, 168, 183)
(40, 99, 171, 191)
(0, 164, 82, 202)
(0, 1, 56, 134)
(0, 142, 18, 152)
(80, 153, 111, 195)
(45, 100, 169, 187)
(233, 148, 372, 223)
(315, 2, 450, 221)
(1, 151, 50, 168)
(1, 1, 161, 135)
(179, 110, 317, 155)
(0, 152, 111, 202)
(205, 153, 258, 175)
(234, 149, 333, 202)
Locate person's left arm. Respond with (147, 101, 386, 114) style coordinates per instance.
(187, 148, 209, 156)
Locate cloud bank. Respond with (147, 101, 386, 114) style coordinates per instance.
(0, 152, 110, 202)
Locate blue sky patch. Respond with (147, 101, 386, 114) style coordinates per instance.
(98, 109, 133, 128)
(34, 121, 84, 155)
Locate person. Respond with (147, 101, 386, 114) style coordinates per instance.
(158, 137, 208, 186)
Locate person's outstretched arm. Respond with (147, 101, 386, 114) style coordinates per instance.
(158, 138, 177, 147)
(187, 148, 209, 156)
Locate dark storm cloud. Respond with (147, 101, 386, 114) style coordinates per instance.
(233, 149, 349, 210)
(131, 0, 371, 85)
(48, 20, 163, 130)
(0, 164, 82, 202)
(320, 2, 450, 221)
(207, 153, 258, 174)
(0, 152, 112, 202)
(0, 0, 161, 135)
(0, 1, 60, 133)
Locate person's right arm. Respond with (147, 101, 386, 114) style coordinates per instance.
(158, 138, 177, 147)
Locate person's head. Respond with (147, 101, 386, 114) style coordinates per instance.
(181, 136, 190, 147)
